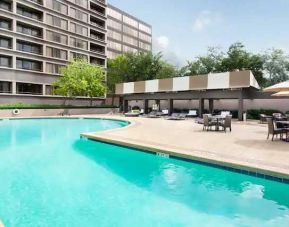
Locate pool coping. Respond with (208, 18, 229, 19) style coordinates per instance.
(81, 130, 289, 184)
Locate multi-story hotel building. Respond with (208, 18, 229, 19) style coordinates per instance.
(0, 0, 152, 103)
(107, 4, 152, 59)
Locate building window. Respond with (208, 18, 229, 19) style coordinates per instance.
(17, 40, 42, 55)
(90, 43, 105, 54)
(107, 18, 121, 30)
(0, 17, 12, 30)
(107, 51, 119, 59)
(90, 3, 105, 16)
(46, 47, 67, 60)
(107, 7, 122, 21)
(0, 36, 12, 49)
(70, 22, 88, 36)
(0, 0, 12, 11)
(17, 22, 42, 38)
(16, 82, 43, 95)
(46, 30, 68, 45)
(69, 0, 88, 9)
(123, 25, 138, 38)
(108, 30, 121, 41)
(90, 57, 105, 66)
(46, 63, 64, 74)
(17, 4, 43, 21)
(45, 85, 53, 95)
(46, 0, 68, 15)
(139, 23, 152, 35)
(90, 30, 105, 41)
(46, 14, 68, 30)
(123, 35, 138, 47)
(0, 81, 12, 93)
(28, 0, 43, 5)
(139, 41, 151, 51)
(0, 55, 12, 68)
(70, 8, 88, 22)
(123, 45, 138, 53)
(139, 32, 152, 43)
(70, 52, 88, 61)
(16, 58, 42, 71)
(108, 41, 122, 51)
(123, 15, 138, 28)
(90, 16, 105, 29)
(70, 37, 88, 50)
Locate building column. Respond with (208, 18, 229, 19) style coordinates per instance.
(123, 99, 129, 113)
(168, 99, 174, 115)
(42, 85, 46, 96)
(238, 90, 244, 121)
(199, 98, 204, 117)
(144, 99, 149, 114)
(209, 99, 214, 114)
(155, 99, 160, 110)
(12, 81, 17, 94)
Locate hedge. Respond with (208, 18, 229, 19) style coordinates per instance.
(0, 103, 117, 110)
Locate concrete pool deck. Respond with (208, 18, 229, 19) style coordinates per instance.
(81, 115, 289, 180)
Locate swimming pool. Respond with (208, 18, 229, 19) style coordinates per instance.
(0, 118, 288, 227)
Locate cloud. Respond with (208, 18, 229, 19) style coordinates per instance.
(193, 10, 222, 32)
(156, 36, 170, 50)
(153, 36, 185, 66)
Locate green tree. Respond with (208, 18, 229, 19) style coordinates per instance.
(156, 61, 178, 79)
(186, 47, 224, 75)
(262, 49, 289, 86)
(53, 59, 106, 105)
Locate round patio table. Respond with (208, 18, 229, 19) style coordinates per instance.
(210, 115, 225, 131)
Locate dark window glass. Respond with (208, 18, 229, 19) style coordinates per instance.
(0, 55, 12, 67)
(17, 23, 42, 37)
(0, 18, 12, 30)
(0, 36, 12, 49)
(0, 0, 12, 11)
(16, 82, 43, 95)
(16, 58, 42, 71)
(17, 41, 42, 55)
(17, 5, 42, 21)
(0, 81, 12, 93)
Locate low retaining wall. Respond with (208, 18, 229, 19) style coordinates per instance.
(0, 108, 118, 118)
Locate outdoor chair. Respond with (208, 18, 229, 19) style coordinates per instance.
(203, 114, 216, 131)
(124, 109, 140, 117)
(187, 110, 198, 118)
(219, 115, 232, 132)
(267, 118, 288, 141)
(259, 114, 270, 124)
(220, 111, 231, 118)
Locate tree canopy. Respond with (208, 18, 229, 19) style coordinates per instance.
(53, 59, 106, 104)
(107, 43, 289, 92)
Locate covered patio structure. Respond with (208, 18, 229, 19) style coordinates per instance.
(115, 70, 267, 121)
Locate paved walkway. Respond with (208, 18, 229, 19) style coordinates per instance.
(82, 115, 289, 179)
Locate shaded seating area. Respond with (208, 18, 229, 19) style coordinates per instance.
(267, 118, 289, 141)
(202, 113, 232, 132)
(166, 113, 186, 120)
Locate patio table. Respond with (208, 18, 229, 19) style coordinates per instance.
(276, 121, 289, 142)
(210, 115, 225, 131)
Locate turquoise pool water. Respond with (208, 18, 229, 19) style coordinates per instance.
(0, 118, 288, 227)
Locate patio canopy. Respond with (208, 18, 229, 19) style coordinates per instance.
(115, 70, 260, 95)
(264, 80, 289, 92)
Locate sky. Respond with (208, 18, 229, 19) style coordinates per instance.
(109, 0, 289, 66)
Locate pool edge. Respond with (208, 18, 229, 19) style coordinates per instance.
(81, 132, 289, 184)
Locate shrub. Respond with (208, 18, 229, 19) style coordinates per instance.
(246, 109, 282, 120)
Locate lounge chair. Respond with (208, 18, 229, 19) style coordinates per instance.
(203, 114, 216, 131)
(167, 113, 186, 120)
(125, 110, 140, 117)
(147, 111, 161, 118)
(219, 115, 232, 132)
(186, 110, 198, 118)
(162, 109, 169, 116)
(267, 118, 288, 141)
